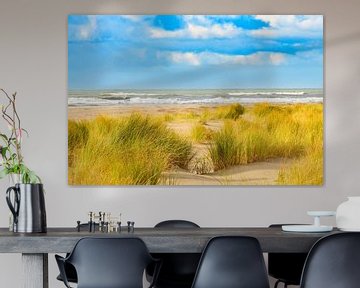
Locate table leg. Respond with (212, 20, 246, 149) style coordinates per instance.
(22, 253, 48, 288)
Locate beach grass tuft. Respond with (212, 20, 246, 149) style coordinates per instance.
(68, 114, 192, 185)
(209, 122, 239, 170)
(216, 103, 245, 120)
(277, 142, 323, 185)
(68, 120, 89, 150)
(68, 120, 89, 167)
(191, 122, 214, 143)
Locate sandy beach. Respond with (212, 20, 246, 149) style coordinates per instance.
(68, 103, 223, 120)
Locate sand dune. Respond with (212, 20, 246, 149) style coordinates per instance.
(68, 103, 321, 185)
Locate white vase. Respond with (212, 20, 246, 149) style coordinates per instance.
(336, 197, 360, 231)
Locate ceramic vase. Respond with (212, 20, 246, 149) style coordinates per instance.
(7, 174, 22, 231)
(6, 183, 47, 233)
(336, 197, 360, 231)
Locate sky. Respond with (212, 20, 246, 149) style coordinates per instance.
(68, 15, 323, 90)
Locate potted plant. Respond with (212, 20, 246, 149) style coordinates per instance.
(0, 88, 46, 233)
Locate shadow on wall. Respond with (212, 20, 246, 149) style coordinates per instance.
(327, 31, 360, 46)
(324, 28, 360, 200)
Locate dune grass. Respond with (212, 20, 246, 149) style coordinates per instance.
(162, 104, 245, 123)
(277, 118, 323, 185)
(68, 120, 89, 167)
(209, 122, 239, 170)
(68, 114, 192, 185)
(209, 103, 323, 184)
(191, 122, 214, 143)
(277, 143, 323, 185)
(69, 103, 323, 185)
(215, 103, 245, 120)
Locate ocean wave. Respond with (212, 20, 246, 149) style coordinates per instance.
(128, 96, 322, 104)
(68, 97, 114, 106)
(100, 92, 160, 98)
(68, 89, 323, 106)
(68, 96, 323, 106)
(228, 91, 306, 96)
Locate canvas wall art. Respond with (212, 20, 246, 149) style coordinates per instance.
(68, 15, 323, 186)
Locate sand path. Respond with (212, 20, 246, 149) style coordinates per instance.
(162, 158, 292, 185)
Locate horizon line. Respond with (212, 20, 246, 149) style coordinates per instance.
(68, 87, 323, 91)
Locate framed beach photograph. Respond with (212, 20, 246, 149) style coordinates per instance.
(68, 15, 323, 186)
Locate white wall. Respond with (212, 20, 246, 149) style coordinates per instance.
(1, 0, 360, 287)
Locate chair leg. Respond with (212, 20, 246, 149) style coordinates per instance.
(274, 280, 290, 288)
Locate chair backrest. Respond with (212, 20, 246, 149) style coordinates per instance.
(191, 236, 270, 288)
(300, 232, 360, 288)
(155, 220, 200, 228)
(152, 220, 201, 284)
(67, 237, 153, 288)
(268, 224, 308, 285)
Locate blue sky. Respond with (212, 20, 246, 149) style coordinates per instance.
(68, 15, 323, 90)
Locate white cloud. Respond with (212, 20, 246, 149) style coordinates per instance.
(252, 15, 323, 38)
(149, 28, 184, 39)
(71, 15, 142, 41)
(149, 16, 241, 39)
(183, 15, 212, 26)
(290, 49, 323, 63)
(183, 15, 239, 25)
(121, 15, 143, 22)
(149, 15, 322, 40)
(297, 16, 323, 30)
(160, 51, 287, 66)
(149, 23, 240, 39)
(169, 52, 202, 66)
(76, 16, 97, 40)
(188, 23, 239, 38)
(269, 53, 286, 65)
(256, 15, 297, 28)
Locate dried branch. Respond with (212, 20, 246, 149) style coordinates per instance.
(0, 88, 40, 183)
(0, 88, 23, 165)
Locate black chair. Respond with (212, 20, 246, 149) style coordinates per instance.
(268, 224, 308, 288)
(56, 223, 99, 284)
(300, 232, 360, 288)
(147, 220, 201, 288)
(155, 220, 200, 229)
(56, 262, 77, 284)
(191, 236, 270, 288)
(55, 237, 160, 288)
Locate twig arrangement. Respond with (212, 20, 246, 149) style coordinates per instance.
(0, 88, 40, 183)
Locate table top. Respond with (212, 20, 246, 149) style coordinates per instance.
(0, 227, 340, 254)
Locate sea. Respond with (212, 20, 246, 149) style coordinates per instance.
(68, 89, 323, 107)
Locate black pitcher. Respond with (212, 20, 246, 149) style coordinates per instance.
(6, 183, 47, 233)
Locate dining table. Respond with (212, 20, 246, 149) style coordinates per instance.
(0, 226, 339, 288)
